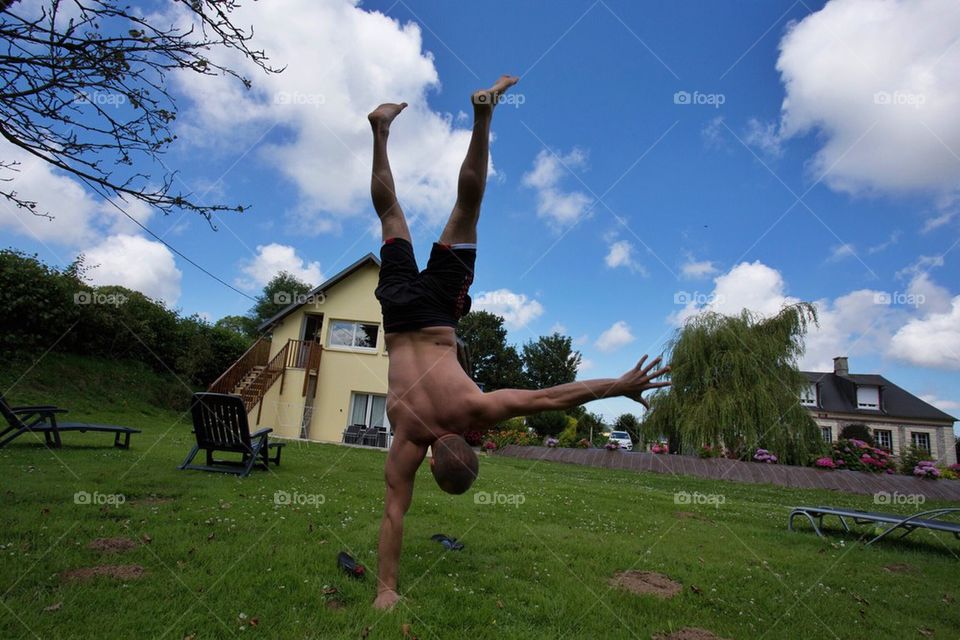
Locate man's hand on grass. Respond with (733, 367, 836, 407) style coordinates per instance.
(373, 589, 401, 610)
(619, 355, 671, 409)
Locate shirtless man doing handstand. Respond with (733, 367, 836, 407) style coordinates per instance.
(368, 75, 670, 610)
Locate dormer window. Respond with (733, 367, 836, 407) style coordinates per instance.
(800, 383, 817, 407)
(856, 385, 879, 409)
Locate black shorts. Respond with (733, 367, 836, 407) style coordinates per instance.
(375, 237, 476, 334)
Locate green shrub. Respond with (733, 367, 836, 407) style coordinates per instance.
(839, 423, 875, 446)
(899, 445, 934, 475)
(526, 410, 569, 437)
(557, 424, 578, 448)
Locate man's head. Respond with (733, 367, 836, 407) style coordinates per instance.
(429, 434, 479, 495)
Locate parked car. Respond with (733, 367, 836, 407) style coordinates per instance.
(607, 430, 633, 451)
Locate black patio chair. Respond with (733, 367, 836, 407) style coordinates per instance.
(0, 393, 140, 449)
(179, 393, 285, 478)
(343, 424, 363, 445)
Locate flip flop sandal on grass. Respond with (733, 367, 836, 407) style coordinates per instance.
(430, 534, 464, 551)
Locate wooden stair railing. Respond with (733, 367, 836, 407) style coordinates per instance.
(240, 341, 290, 422)
(208, 336, 271, 394)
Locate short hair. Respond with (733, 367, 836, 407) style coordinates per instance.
(431, 435, 479, 495)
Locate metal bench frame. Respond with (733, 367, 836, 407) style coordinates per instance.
(789, 506, 960, 546)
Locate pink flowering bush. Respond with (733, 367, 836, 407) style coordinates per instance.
(604, 440, 620, 451)
(814, 457, 837, 469)
(826, 438, 896, 473)
(544, 436, 559, 448)
(650, 442, 669, 454)
(753, 448, 778, 464)
(913, 460, 940, 479)
(697, 444, 721, 459)
(482, 440, 497, 452)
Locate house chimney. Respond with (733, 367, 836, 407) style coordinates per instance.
(833, 356, 849, 377)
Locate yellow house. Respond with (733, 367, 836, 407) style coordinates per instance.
(209, 254, 391, 445)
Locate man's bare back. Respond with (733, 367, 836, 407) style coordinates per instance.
(367, 75, 670, 611)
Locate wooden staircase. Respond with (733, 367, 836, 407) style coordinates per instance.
(208, 337, 323, 423)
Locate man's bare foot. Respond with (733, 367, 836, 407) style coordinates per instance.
(373, 589, 401, 610)
(472, 74, 519, 108)
(368, 102, 408, 130)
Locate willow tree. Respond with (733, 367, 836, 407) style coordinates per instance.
(643, 303, 821, 465)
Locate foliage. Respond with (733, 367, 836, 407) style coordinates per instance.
(643, 303, 821, 464)
(463, 430, 486, 447)
(215, 315, 259, 339)
(839, 424, 875, 446)
(697, 444, 722, 459)
(575, 411, 604, 443)
(0, 0, 277, 219)
(457, 311, 526, 390)
(0, 250, 248, 386)
(650, 442, 669, 454)
(489, 429, 535, 449)
(495, 417, 527, 432)
(521, 333, 581, 390)
(544, 436, 559, 448)
(899, 445, 934, 475)
(251, 272, 314, 329)
(821, 439, 895, 473)
(604, 440, 620, 451)
(557, 424, 578, 448)
(525, 410, 569, 438)
(575, 438, 591, 448)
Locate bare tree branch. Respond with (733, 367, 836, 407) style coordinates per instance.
(0, 0, 280, 222)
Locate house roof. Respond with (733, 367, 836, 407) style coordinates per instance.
(800, 370, 956, 423)
(257, 253, 381, 332)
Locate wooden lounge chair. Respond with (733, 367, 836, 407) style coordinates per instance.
(179, 392, 285, 477)
(0, 394, 140, 449)
(789, 505, 960, 546)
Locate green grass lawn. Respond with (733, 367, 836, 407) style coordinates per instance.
(1, 355, 957, 639)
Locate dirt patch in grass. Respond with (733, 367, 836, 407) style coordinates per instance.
(609, 570, 682, 598)
(653, 628, 731, 640)
(674, 511, 712, 522)
(130, 496, 174, 507)
(60, 564, 146, 582)
(883, 563, 917, 574)
(87, 537, 138, 553)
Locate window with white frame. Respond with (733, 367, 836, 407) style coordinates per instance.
(820, 426, 832, 443)
(800, 383, 817, 407)
(856, 385, 879, 409)
(329, 320, 379, 350)
(874, 429, 892, 451)
(911, 431, 931, 453)
(349, 392, 387, 429)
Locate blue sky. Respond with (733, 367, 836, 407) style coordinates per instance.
(2, 0, 958, 426)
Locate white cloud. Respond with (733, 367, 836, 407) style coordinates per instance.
(172, 0, 479, 232)
(680, 258, 719, 280)
(522, 148, 592, 228)
(472, 288, 544, 330)
(827, 243, 856, 262)
(867, 231, 900, 254)
(922, 210, 956, 233)
(701, 116, 727, 149)
(744, 117, 783, 158)
(549, 322, 567, 335)
(889, 296, 960, 369)
(577, 358, 595, 374)
(776, 0, 960, 197)
(604, 239, 645, 274)
(919, 394, 960, 412)
(237, 243, 323, 291)
(595, 321, 635, 353)
(83, 234, 182, 305)
(906, 272, 952, 315)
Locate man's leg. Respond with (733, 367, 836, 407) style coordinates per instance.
(438, 75, 518, 246)
(369, 102, 411, 243)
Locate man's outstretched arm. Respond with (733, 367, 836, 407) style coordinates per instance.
(374, 437, 426, 610)
(470, 355, 670, 426)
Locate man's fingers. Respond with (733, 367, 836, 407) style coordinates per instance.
(634, 354, 648, 371)
(645, 366, 671, 380)
(640, 356, 662, 374)
(638, 397, 650, 410)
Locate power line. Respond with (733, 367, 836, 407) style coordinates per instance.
(79, 177, 257, 302)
